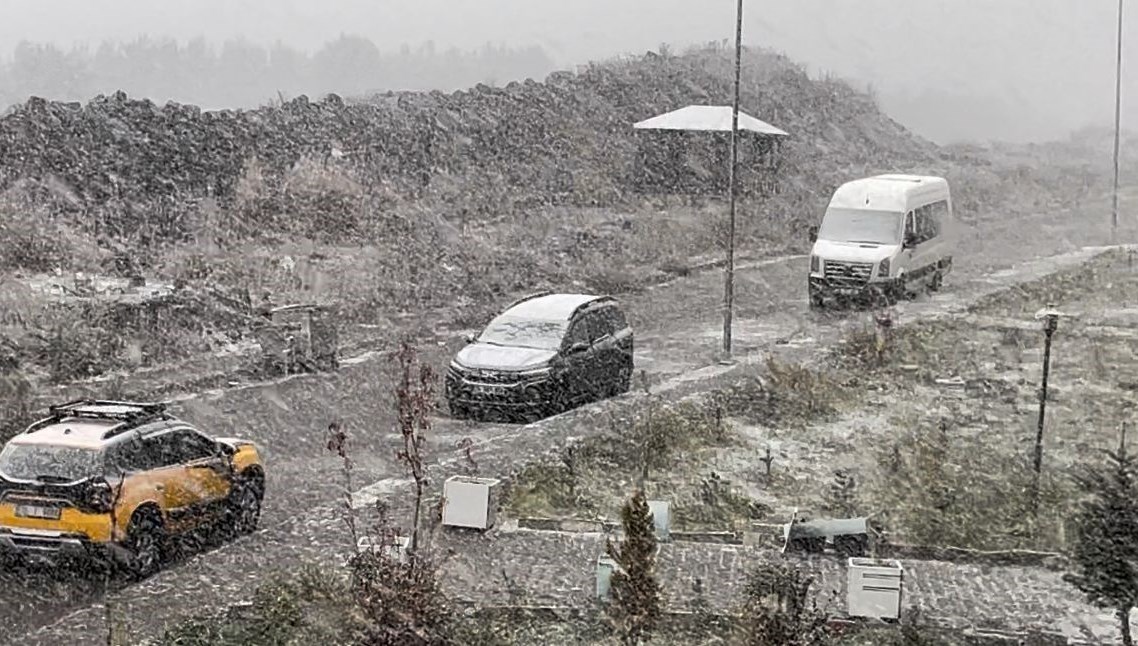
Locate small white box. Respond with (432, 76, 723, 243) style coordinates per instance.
(846, 557, 904, 620)
(442, 475, 501, 530)
(596, 554, 617, 601)
(647, 500, 671, 541)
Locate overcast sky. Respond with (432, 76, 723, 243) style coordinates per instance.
(0, 0, 1132, 143)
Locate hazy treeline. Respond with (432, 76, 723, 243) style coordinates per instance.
(0, 35, 558, 110)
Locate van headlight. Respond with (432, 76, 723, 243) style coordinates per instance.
(878, 258, 891, 277)
(810, 255, 820, 273)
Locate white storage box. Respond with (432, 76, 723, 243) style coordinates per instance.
(647, 500, 671, 541)
(596, 554, 617, 601)
(846, 557, 904, 619)
(441, 475, 501, 530)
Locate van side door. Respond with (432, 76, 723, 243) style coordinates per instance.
(911, 205, 937, 279)
(926, 199, 951, 269)
(902, 210, 920, 285)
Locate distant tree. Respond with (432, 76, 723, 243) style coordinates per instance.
(605, 488, 662, 646)
(0, 35, 557, 110)
(312, 34, 383, 96)
(1066, 427, 1138, 646)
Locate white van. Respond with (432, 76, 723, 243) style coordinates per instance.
(807, 174, 955, 308)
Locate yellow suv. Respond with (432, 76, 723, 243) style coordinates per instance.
(0, 399, 264, 577)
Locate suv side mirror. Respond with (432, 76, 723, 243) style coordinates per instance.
(808, 225, 819, 243)
(902, 233, 917, 249)
(463, 334, 475, 345)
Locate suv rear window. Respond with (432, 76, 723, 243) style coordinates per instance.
(0, 444, 103, 482)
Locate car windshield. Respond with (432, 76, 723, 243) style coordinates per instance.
(817, 208, 902, 245)
(0, 443, 103, 482)
(477, 314, 567, 351)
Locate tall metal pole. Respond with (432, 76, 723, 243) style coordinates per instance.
(1031, 314, 1058, 514)
(1113, 0, 1125, 243)
(722, 0, 744, 357)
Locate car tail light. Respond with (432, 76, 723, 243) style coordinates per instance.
(86, 480, 114, 513)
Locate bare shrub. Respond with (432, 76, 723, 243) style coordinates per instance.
(156, 567, 364, 646)
(821, 468, 859, 518)
(633, 398, 731, 480)
(502, 399, 730, 519)
(0, 372, 32, 443)
(0, 189, 105, 273)
(734, 563, 831, 646)
(673, 471, 770, 531)
(871, 419, 1070, 551)
(348, 545, 453, 646)
(27, 311, 124, 383)
(502, 459, 595, 518)
(717, 357, 844, 426)
(323, 343, 455, 646)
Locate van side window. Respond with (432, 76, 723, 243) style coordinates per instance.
(929, 200, 947, 237)
(915, 206, 933, 243)
(924, 200, 947, 240)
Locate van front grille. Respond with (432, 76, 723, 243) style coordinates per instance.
(824, 261, 874, 284)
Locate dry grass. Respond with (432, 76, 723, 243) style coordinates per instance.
(0, 372, 33, 443)
(714, 356, 848, 427)
(671, 471, 771, 531)
(866, 419, 1072, 552)
(501, 398, 742, 521)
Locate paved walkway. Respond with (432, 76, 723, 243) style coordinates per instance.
(436, 528, 1117, 643)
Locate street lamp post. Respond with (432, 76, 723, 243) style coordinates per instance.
(722, 0, 744, 359)
(1030, 306, 1062, 514)
(1113, 0, 1125, 243)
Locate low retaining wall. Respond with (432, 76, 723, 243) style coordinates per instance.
(511, 517, 1066, 569)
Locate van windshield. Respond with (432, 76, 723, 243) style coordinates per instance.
(817, 208, 902, 245)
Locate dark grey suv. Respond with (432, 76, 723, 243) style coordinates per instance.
(445, 293, 634, 420)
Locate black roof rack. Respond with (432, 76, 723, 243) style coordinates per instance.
(26, 400, 173, 439)
(48, 399, 169, 421)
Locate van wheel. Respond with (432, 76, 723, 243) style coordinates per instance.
(929, 270, 943, 292)
(808, 286, 824, 310)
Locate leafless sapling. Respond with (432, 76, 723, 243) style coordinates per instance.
(325, 419, 359, 548)
(393, 340, 436, 556)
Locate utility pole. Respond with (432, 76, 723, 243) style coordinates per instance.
(722, 0, 744, 359)
(1113, 0, 1125, 243)
(1031, 307, 1061, 515)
